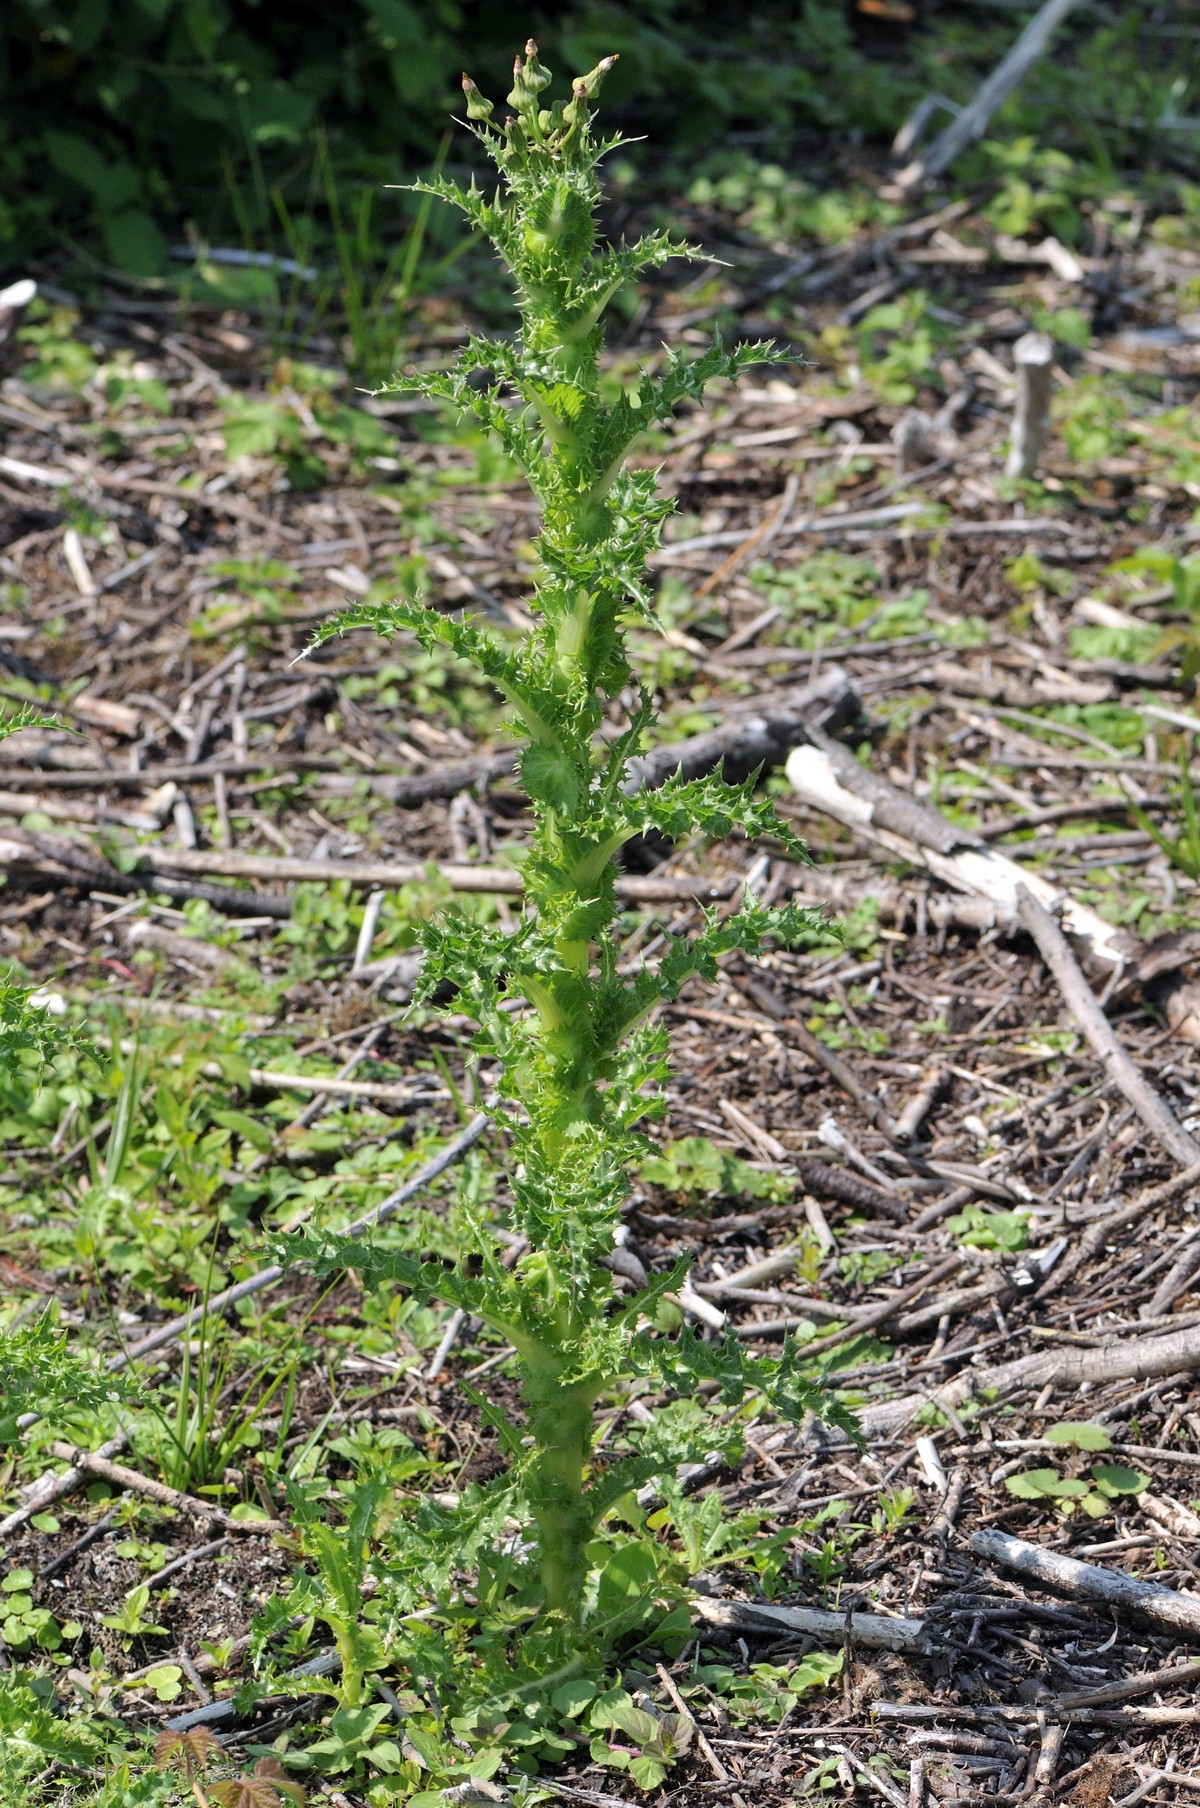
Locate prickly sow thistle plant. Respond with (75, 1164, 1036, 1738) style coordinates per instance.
(298, 44, 852, 1636)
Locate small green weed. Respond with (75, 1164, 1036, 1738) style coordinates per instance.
(135, 1318, 304, 1499)
(101, 351, 172, 415)
(1005, 554, 1071, 605)
(868, 589, 984, 648)
(1006, 1419, 1150, 1518)
(0, 1678, 109, 1801)
(871, 1485, 917, 1537)
(1144, 407, 1200, 493)
(278, 879, 433, 981)
(1020, 702, 1144, 753)
(315, 130, 470, 383)
(855, 292, 953, 405)
(640, 1135, 792, 1203)
(687, 153, 897, 249)
(1055, 376, 1131, 465)
(749, 551, 879, 636)
(16, 301, 99, 394)
(946, 1205, 1030, 1252)
(975, 138, 1110, 245)
(1111, 547, 1200, 680)
(220, 361, 394, 490)
(0, 1310, 125, 1445)
(587, 1688, 695, 1791)
(124, 1664, 185, 1704)
(340, 649, 507, 737)
(99, 1583, 170, 1643)
(1031, 305, 1092, 350)
(837, 1248, 895, 1289)
(1, 1568, 82, 1655)
(806, 994, 889, 1055)
(692, 1653, 843, 1725)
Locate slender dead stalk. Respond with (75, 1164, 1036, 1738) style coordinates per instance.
(1015, 885, 1200, 1168)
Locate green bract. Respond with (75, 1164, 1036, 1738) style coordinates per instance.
(292, 42, 851, 1637)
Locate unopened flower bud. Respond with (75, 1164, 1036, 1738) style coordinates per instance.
(461, 74, 493, 121)
(572, 53, 618, 100)
(522, 41, 553, 95)
(508, 55, 534, 115)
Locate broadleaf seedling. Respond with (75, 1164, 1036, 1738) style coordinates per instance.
(1005, 1426, 1151, 1518)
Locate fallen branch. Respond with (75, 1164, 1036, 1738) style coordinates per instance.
(786, 732, 1131, 965)
(8, 834, 738, 908)
(692, 1595, 925, 1653)
(736, 1253, 963, 1346)
(858, 1320, 1200, 1437)
(5, 830, 293, 919)
(794, 867, 1014, 936)
(90, 1032, 444, 1109)
(1149, 1234, 1200, 1318)
(165, 1649, 341, 1735)
(653, 502, 932, 563)
(144, 848, 738, 905)
(45, 1442, 280, 1531)
(0, 1431, 129, 1539)
(0, 756, 346, 790)
(113, 1110, 491, 1370)
(1, 832, 741, 912)
(139, 847, 513, 894)
(896, 1065, 948, 1145)
(785, 735, 1200, 1043)
(1053, 1657, 1200, 1712)
(229, 1064, 443, 1106)
(0, 671, 855, 820)
(893, 0, 1086, 191)
(795, 1156, 909, 1224)
(368, 750, 518, 807)
(2, 675, 859, 916)
(970, 1530, 1200, 1643)
(1016, 884, 1200, 1168)
(623, 667, 858, 794)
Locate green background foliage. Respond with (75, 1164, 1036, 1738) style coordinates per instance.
(3, 0, 888, 276)
(7, 2, 1200, 281)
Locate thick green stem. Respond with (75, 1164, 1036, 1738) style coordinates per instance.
(525, 1383, 595, 1623)
(333, 1620, 363, 1707)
